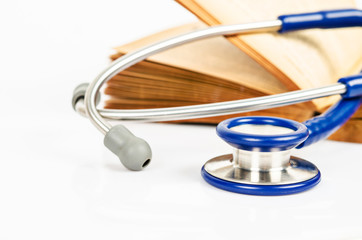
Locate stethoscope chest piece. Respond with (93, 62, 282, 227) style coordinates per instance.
(201, 116, 321, 195)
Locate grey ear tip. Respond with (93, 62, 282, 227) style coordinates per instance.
(104, 125, 153, 171)
(120, 137, 152, 171)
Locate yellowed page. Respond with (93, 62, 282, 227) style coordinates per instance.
(176, 0, 362, 109)
(114, 23, 288, 95)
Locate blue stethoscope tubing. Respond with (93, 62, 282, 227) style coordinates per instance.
(278, 8, 362, 151)
(277, 8, 362, 33)
(299, 74, 362, 148)
(73, 8, 362, 195)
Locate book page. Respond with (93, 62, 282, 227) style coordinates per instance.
(176, 0, 362, 110)
(114, 23, 288, 95)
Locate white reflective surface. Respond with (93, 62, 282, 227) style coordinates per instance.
(1, 0, 362, 239)
(2, 118, 362, 240)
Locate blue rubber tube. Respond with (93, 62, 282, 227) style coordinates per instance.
(297, 73, 362, 148)
(278, 9, 362, 33)
(297, 97, 362, 148)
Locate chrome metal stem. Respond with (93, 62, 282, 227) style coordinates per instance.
(233, 149, 291, 171)
(84, 20, 283, 135)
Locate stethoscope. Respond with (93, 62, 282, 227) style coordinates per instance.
(72, 9, 362, 196)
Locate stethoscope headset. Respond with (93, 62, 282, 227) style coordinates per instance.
(72, 9, 362, 195)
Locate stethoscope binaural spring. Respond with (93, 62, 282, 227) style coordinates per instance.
(73, 9, 362, 195)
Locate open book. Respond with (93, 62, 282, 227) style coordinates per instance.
(104, 0, 362, 143)
(107, 23, 314, 123)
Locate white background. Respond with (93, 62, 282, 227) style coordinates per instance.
(1, 1, 362, 239)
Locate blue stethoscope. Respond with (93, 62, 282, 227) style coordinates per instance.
(73, 9, 362, 196)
